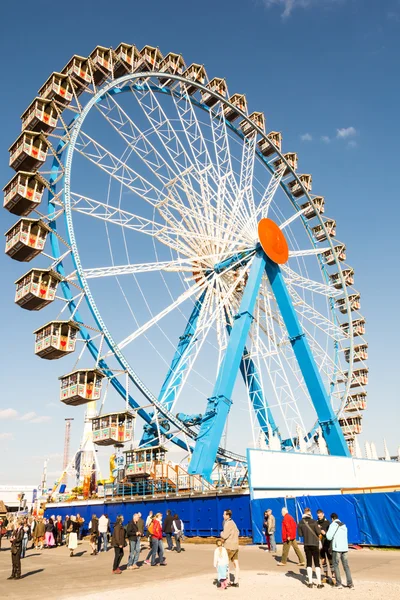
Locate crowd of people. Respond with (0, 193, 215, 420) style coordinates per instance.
(263, 506, 354, 589)
(1, 505, 354, 589)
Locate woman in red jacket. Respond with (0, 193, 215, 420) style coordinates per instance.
(278, 508, 305, 567)
(150, 513, 166, 567)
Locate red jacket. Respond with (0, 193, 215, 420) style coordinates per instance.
(152, 519, 163, 540)
(282, 513, 297, 541)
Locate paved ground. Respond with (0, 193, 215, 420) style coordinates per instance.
(1, 538, 399, 600)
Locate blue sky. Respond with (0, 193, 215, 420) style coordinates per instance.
(1, 0, 400, 485)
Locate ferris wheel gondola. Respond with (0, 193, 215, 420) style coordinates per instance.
(3, 42, 368, 479)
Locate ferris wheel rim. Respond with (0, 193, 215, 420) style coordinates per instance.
(47, 69, 355, 455)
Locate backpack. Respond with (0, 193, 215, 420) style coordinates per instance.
(148, 520, 154, 536)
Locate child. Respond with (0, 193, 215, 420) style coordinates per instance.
(214, 539, 229, 589)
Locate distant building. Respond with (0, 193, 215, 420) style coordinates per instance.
(0, 485, 38, 512)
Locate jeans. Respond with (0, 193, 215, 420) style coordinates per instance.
(266, 532, 276, 552)
(151, 538, 164, 566)
(21, 537, 28, 558)
(281, 539, 305, 565)
(332, 551, 353, 586)
(113, 546, 124, 571)
(175, 534, 182, 553)
(100, 531, 108, 552)
(165, 532, 173, 550)
(127, 537, 141, 566)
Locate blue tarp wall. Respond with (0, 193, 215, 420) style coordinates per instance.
(44, 493, 252, 538)
(251, 491, 400, 547)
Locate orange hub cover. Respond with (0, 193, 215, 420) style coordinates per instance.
(258, 218, 289, 264)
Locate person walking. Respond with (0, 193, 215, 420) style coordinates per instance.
(98, 513, 109, 552)
(0, 516, 7, 551)
(298, 508, 324, 588)
(265, 509, 276, 553)
(278, 507, 305, 567)
(68, 515, 80, 557)
(33, 517, 45, 550)
(150, 513, 166, 567)
(21, 518, 30, 558)
(8, 519, 24, 580)
(221, 509, 240, 588)
(76, 513, 85, 540)
(144, 515, 155, 565)
(214, 539, 229, 589)
(172, 514, 184, 553)
(163, 509, 174, 551)
(45, 518, 56, 548)
(326, 513, 354, 590)
(89, 514, 99, 555)
(64, 515, 71, 547)
(126, 513, 141, 570)
(317, 509, 335, 585)
(145, 510, 153, 549)
(55, 516, 63, 546)
(111, 515, 126, 574)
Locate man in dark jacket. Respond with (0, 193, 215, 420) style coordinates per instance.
(111, 515, 125, 574)
(163, 509, 174, 551)
(317, 509, 334, 584)
(9, 520, 24, 580)
(126, 514, 141, 569)
(298, 508, 323, 589)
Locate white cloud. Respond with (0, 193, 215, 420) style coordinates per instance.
(30, 416, 52, 424)
(336, 126, 357, 139)
(300, 133, 312, 141)
(20, 411, 37, 421)
(0, 408, 18, 420)
(0, 432, 13, 441)
(321, 135, 331, 143)
(262, 0, 344, 18)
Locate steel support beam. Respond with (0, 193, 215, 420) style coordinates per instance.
(263, 255, 350, 457)
(140, 290, 207, 446)
(188, 252, 266, 480)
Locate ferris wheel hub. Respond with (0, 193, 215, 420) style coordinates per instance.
(257, 218, 289, 265)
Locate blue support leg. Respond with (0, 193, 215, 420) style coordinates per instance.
(140, 290, 207, 446)
(188, 252, 267, 480)
(224, 310, 279, 441)
(264, 256, 350, 457)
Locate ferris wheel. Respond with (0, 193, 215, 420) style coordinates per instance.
(4, 44, 368, 481)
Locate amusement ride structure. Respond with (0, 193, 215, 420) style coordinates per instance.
(4, 44, 368, 494)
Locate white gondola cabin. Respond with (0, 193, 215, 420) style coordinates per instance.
(158, 52, 185, 85)
(224, 93, 247, 122)
(60, 369, 104, 406)
(345, 391, 367, 411)
(9, 131, 47, 172)
(3, 172, 46, 216)
(136, 45, 163, 73)
(201, 77, 227, 107)
(39, 72, 73, 105)
(338, 368, 369, 388)
(330, 268, 354, 289)
(114, 43, 140, 77)
(240, 112, 265, 137)
(5, 218, 50, 262)
(34, 320, 79, 360)
(336, 293, 361, 314)
(124, 445, 167, 479)
(61, 55, 92, 95)
(181, 63, 206, 95)
(341, 318, 366, 337)
(258, 131, 282, 157)
(322, 243, 346, 266)
(288, 174, 312, 198)
(89, 46, 115, 86)
(311, 218, 336, 242)
(339, 415, 363, 436)
(92, 412, 135, 446)
(344, 343, 368, 363)
(273, 152, 298, 175)
(15, 268, 61, 310)
(300, 196, 325, 219)
(21, 98, 58, 134)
